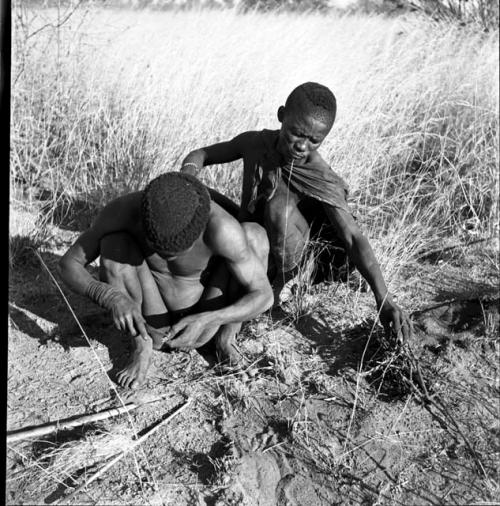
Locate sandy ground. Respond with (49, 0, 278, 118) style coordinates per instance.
(7, 213, 500, 505)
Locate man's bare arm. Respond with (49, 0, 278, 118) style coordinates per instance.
(179, 133, 250, 175)
(324, 204, 412, 341)
(206, 220, 274, 325)
(168, 218, 273, 344)
(58, 194, 149, 339)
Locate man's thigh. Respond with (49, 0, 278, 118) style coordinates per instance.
(264, 182, 309, 237)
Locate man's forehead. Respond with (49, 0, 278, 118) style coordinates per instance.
(285, 107, 331, 132)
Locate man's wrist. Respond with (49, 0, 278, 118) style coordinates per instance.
(180, 162, 198, 175)
(375, 291, 391, 307)
(196, 309, 229, 328)
(85, 279, 123, 310)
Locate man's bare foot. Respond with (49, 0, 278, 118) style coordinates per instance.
(116, 337, 153, 389)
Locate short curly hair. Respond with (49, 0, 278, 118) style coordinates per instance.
(285, 82, 337, 127)
(141, 172, 211, 255)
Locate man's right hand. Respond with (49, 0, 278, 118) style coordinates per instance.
(109, 292, 150, 340)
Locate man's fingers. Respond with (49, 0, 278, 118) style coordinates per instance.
(168, 333, 194, 349)
(169, 320, 187, 338)
(134, 315, 149, 340)
(118, 317, 127, 332)
(402, 316, 413, 342)
(125, 315, 137, 336)
(392, 313, 403, 342)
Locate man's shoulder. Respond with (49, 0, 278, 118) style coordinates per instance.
(309, 151, 348, 189)
(234, 129, 280, 157)
(233, 130, 265, 151)
(308, 150, 330, 170)
(93, 191, 142, 230)
(205, 202, 246, 258)
(103, 191, 142, 214)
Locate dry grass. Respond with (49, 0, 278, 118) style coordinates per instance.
(10, 3, 499, 285)
(8, 424, 135, 488)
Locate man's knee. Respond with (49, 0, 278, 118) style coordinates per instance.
(265, 194, 296, 230)
(270, 226, 309, 273)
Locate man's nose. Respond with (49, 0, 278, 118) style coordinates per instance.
(295, 140, 307, 152)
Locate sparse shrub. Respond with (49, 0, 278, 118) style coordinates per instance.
(405, 0, 499, 31)
(238, 0, 329, 13)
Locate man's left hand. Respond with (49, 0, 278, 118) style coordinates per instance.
(165, 313, 219, 351)
(378, 297, 412, 344)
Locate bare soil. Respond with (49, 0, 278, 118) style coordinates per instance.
(7, 216, 500, 505)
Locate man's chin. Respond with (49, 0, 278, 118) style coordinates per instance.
(289, 154, 307, 164)
(281, 151, 306, 164)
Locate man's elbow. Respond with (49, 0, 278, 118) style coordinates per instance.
(262, 285, 274, 312)
(58, 253, 75, 283)
(182, 149, 206, 168)
(341, 226, 368, 252)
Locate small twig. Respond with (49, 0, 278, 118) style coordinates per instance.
(262, 441, 285, 453)
(55, 398, 192, 505)
(25, 0, 83, 40)
(400, 347, 489, 478)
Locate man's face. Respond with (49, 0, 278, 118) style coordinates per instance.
(277, 105, 332, 164)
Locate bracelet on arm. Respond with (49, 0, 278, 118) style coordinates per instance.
(181, 162, 198, 174)
(85, 279, 124, 311)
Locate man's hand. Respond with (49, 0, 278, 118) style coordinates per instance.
(378, 296, 412, 344)
(166, 313, 220, 351)
(110, 292, 150, 340)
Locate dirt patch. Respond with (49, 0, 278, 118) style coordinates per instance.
(7, 221, 500, 505)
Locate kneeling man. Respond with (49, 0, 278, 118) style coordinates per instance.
(58, 172, 273, 389)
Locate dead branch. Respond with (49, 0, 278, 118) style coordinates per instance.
(54, 398, 192, 505)
(7, 394, 170, 444)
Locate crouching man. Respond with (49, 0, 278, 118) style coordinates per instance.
(58, 172, 273, 389)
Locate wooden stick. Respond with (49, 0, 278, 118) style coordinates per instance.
(7, 394, 169, 444)
(55, 398, 192, 505)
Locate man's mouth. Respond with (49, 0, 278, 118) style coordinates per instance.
(290, 151, 305, 160)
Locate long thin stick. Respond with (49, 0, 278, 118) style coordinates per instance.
(7, 394, 169, 444)
(55, 398, 192, 505)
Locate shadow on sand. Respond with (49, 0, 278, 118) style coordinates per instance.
(9, 249, 132, 383)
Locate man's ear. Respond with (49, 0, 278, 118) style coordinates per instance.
(277, 106, 285, 123)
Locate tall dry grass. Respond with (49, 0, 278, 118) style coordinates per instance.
(10, 3, 499, 285)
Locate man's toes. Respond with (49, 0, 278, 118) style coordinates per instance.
(117, 371, 132, 389)
(132, 373, 146, 390)
(116, 371, 125, 385)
